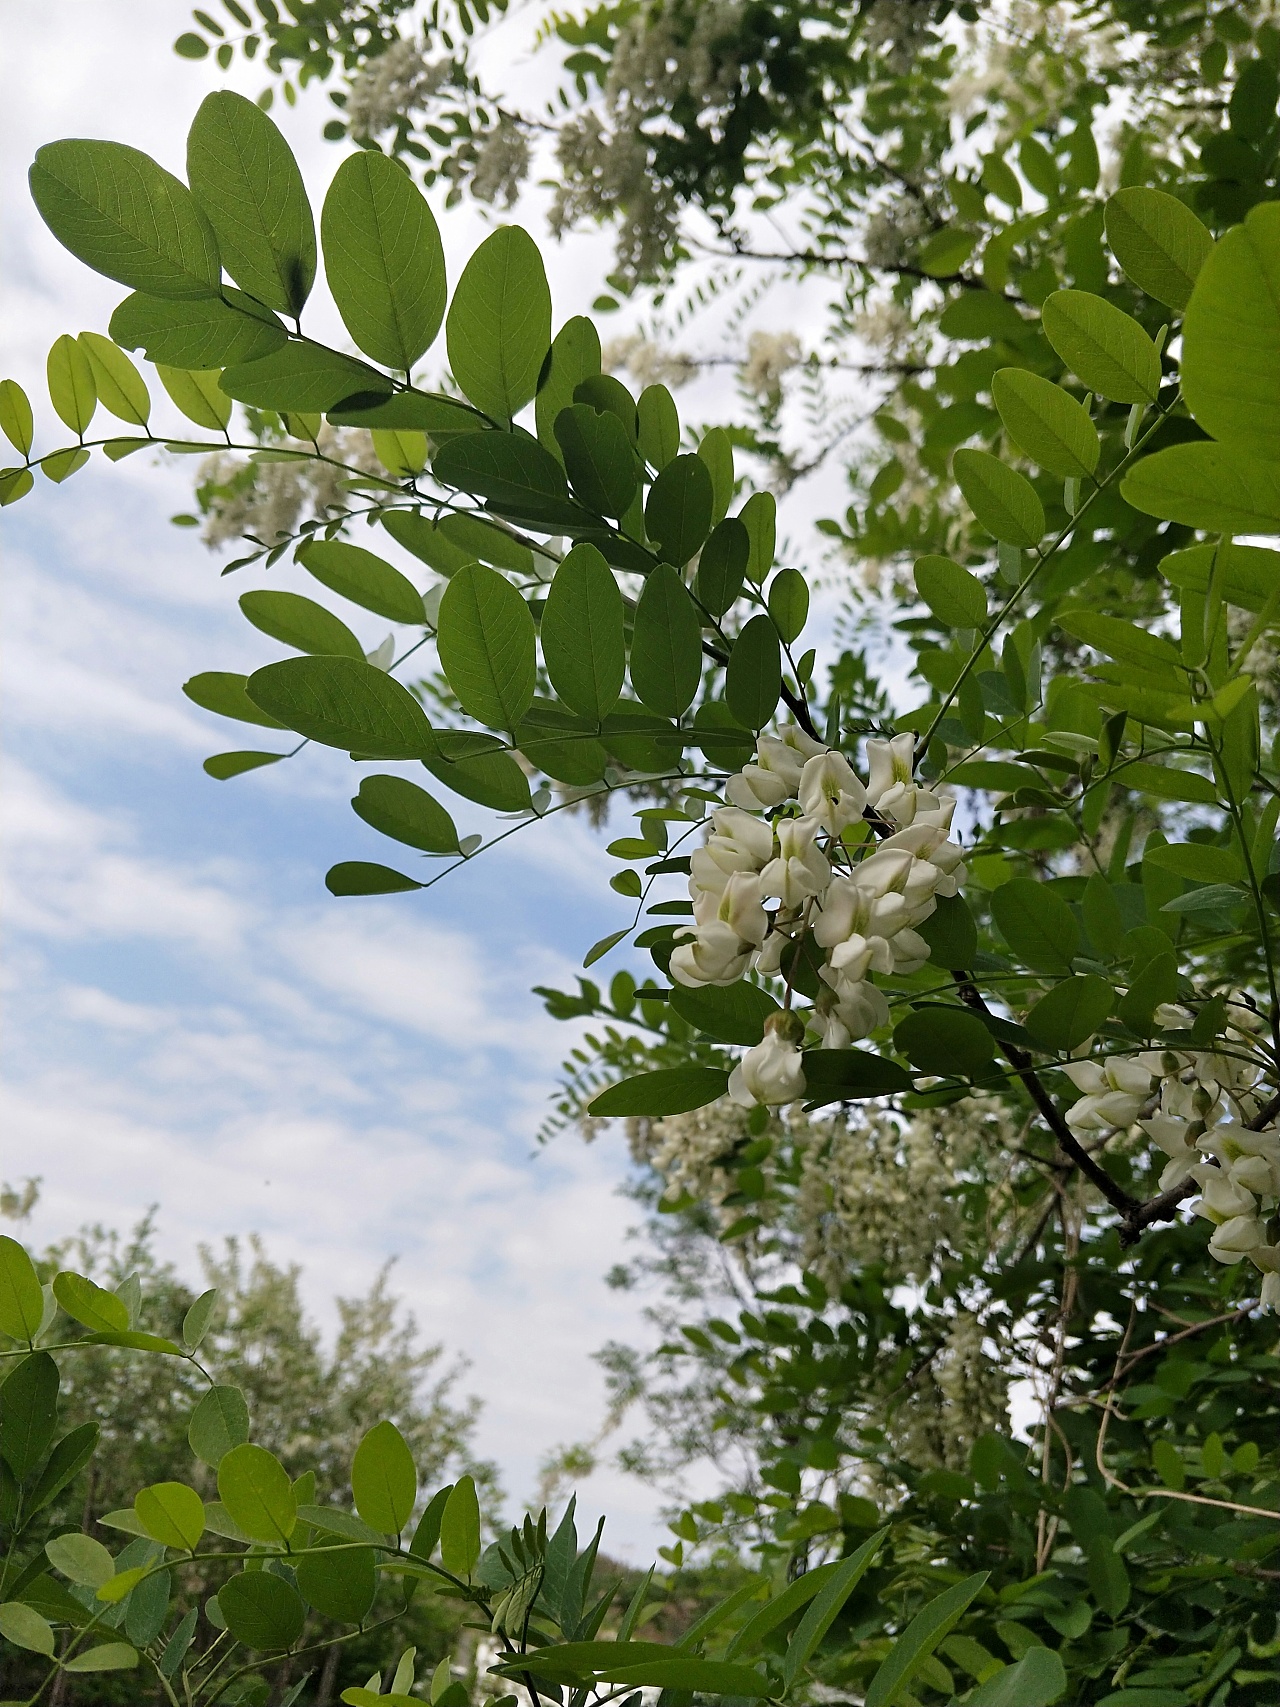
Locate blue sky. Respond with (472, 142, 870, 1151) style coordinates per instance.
(0, 0, 863, 1556)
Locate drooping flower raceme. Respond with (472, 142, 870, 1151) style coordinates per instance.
(671, 729, 967, 1106)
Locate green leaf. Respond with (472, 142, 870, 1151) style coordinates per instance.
(86, 1329, 183, 1355)
(217, 1442, 297, 1544)
(536, 317, 601, 459)
(204, 751, 286, 780)
(540, 543, 625, 722)
(893, 1008, 995, 1077)
(327, 862, 425, 896)
(220, 342, 390, 412)
(1041, 289, 1161, 404)
(26, 1423, 100, 1518)
(42, 447, 91, 484)
(188, 1385, 250, 1467)
(1120, 761, 1218, 805)
(446, 226, 550, 421)
(78, 333, 150, 427)
(63, 1642, 140, 1673)
(601, 1660, 775, 1696)
(1180, 201, 1280, 461)
(422, 735, 531, 812)
(239, 589, 364, 659)
(964, 1646, 1066, 1707)
(668, 982, 781, 1046)
(920, 226, 978, 276)
(782, 1532, 885, 1689)
(47, 334, 97, 434)
(0, 1353, 59, 1478)
(726, 615, 782, 731)
(182, 1288, 219, 1349)
(1144, 842, 1243, 883)
(555, 403, 639, 517)
(439, 1475, 481, 1578)
(914, 555, 986, 627)
(0, 466, 35, 504)
(0, 379, 35, 456)
(0, 1602, 56, 1656)
(46, 1532, 114, 1589)
(1122, 442, 1280, 534)
(0, 1235, 44, 1342)
(110, 289, 285, 367)
(1056, 609, 1182, 670)
(134, 1482, 205, 1551)
(740, 491, 776, 582)
(297, 1545, 377, 1624)
(638, 383, 680, 469)
(799, 1049, 913, 1104)
(767, 565, 808, 641)
(693, 519, 748, 619)
(437, 512, 534, 575)
(30, 139, 221, 299)
(992, 369, 1099, 478)
(588, 1068, 731, 1117)
(437, 563, 537, 731)
(218, 1570, 305, 1651)
(953, 449, 1044, 546)
(187, 91, 316, 316)
(431, 431, 578, 523)
(322, 152, 445, 370)
(991, 878, 1081, 973)
(1158, 541, 1280, 614)
(1104, 187, 1212, 310)
(645, 454, 714, 565)
(351, 1419, 418, 1535)
(329, 392, 483, 439)
(184, 671, 289, 729)
(864, 1573, 989, 1707)
(698, 427, 734, 524)
(247, 655, 440, 757)
(631, 564, 703, 718)
(914, 893, 979, 969)
(299, 540, 424, 625)
(53, 1270, 130, 1332)
(352, 776, 458, 854)
(1024, 975, 1113, 1050)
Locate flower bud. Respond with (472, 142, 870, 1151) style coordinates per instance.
(728, 1030, 806, 1107)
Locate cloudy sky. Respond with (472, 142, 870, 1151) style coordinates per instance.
(0, 1, 862, 1555)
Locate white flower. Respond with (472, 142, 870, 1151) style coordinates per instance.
(1190, 1166, 1257, 1224)
(760, 816, 831, 908)
(692, 869, 768, 946)
(798, 751, 867, 835)
(1138, 1114, 1200, 1188)
(830, 977, 890, 1040)
(670, 921, 754, 987)
(1207, 1214, 1265, 1263)
(886, 926, 931, 975)
(866, 732, 916, 803)
(814, 873, 914, 950)
(726, 765, 793, 810)
(690, 806, 774, 897)
(1261, 1270, 1280, 1311)
(728, 1029, 806, 1107)
(1197, 1124, 1280, 1198)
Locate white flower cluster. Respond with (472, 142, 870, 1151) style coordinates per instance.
(1064, 1005, 1280, 1307)
(196, 428, 380, 548)
(740, 331, 803, 406)
(344, 39, 452, 137)
(670, 730, 966, 1108)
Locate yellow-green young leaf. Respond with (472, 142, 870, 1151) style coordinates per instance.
(41, 447, 91, 483)
(351, 1420, 418, 1535)
(352, 775, 459, 854)
(247, 655, 436, 758)
(0, 1602, 56, 1656)
(135, 1482, 206, 1550)
(541, 542, 625, 722)
(29, 139, 221, 300)
(63, 1642, 140, 1673)
(1158, 541, 1280, 615)
(1122, 443, 1280, 535)
(952, 449, 1044, 547)
(300, 540, 426, 626)
(446, 225, 550, 421)
(698, 427, 734, 524)
(187, 91, 316, 317)
(0, 1235, 44, 1341)
(0, 379, 35, 456)
(1041, 289, 1161, 404)
(47, 333, 97, 434)
(77, 333, 150, 426)
(1104, 187, 1212, 310)
(436, 563, 537, 731)
(157, 364, 232, 430)
(0, 467, 35, 504)
(991, 369, 1098, 478)
(240, 590, 364, 660)
(535, 316, 601, 461)
(217, 1442, 297, 1544)
(630, 564, 703, 718)
(740, 491, 776, 583)
(322, 152, 446, 371)
(53, 1270, 130, 1333)
(439, 1475, 482, 1578)
(1180, 201, 1280, 462)
(184, 671, 289, 729)
(914, 556, 986, 628)
(638, 383, 680, 470)
(46, 1532, 115, 1589)
(372, 428, 428, 476)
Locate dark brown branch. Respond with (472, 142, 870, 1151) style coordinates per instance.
(693, 236, 1021, 301)
(1249, 1087, 1280, 1130)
